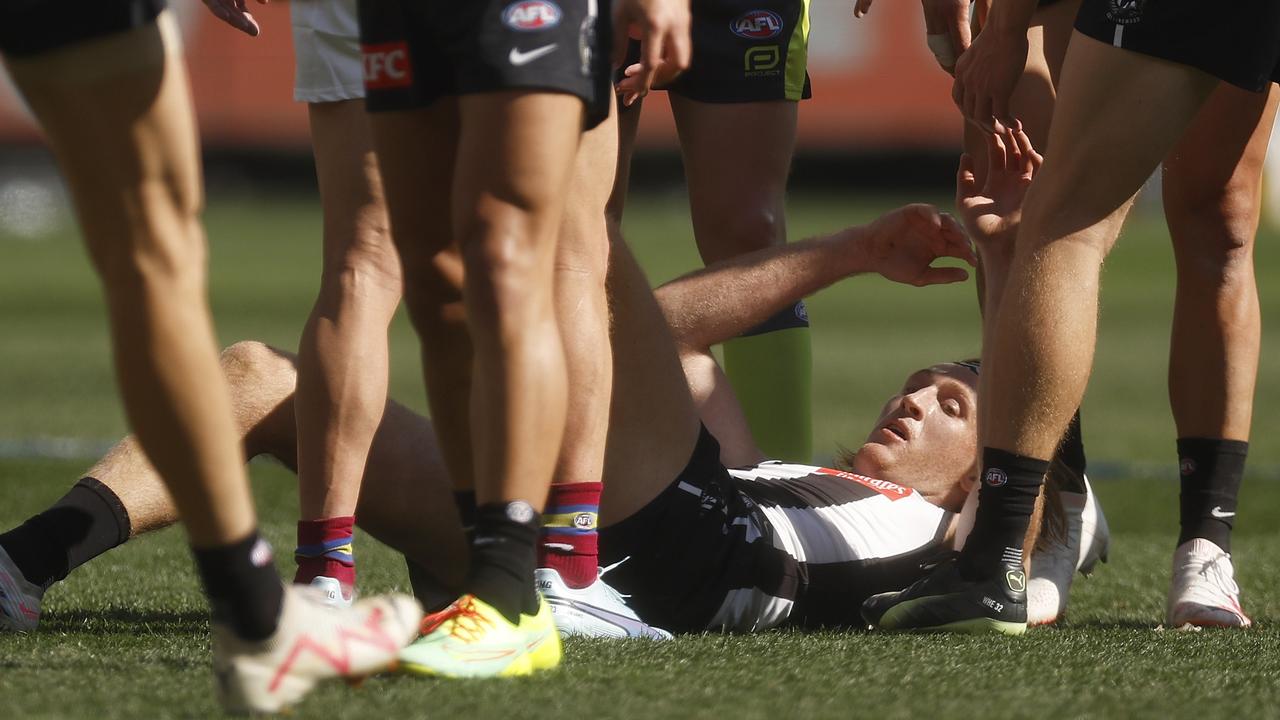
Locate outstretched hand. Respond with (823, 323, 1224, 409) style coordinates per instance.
(956, 124, 1042, 251)
(857, 204, 975, 287)
(201, 0, 268, 36)
(615, 53, 682, 106)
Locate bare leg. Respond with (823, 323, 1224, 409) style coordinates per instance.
(452, 92, 582, 509)
(554, 99, 617, 489)
(672, 97, 811, 461)
(77, 342, 468, 589)
(295, 99, 400, 522)
(5, 14, 252, 547)
(1164, 85, 1275, 444)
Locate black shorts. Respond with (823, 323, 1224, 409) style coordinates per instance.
(598, 426, 801, 634)
(620, 0, 811, 104)
(358, 0, 612, 129)
(0, 0, 164, 58)
(1074, 0, 1280, 92)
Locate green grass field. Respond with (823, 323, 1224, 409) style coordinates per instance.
(2, 192, 1280, 718)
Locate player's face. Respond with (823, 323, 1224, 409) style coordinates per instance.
(850, 364, 979, 511)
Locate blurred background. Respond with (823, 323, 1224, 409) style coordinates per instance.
(3, 0, 1280, 482)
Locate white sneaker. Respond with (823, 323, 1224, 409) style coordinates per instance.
(213, 584, 422, 714)
(0, 545, 43, 632)
(1166, 538, 1251, 629)
(1027, 475, 1110, 626)
(536, 564, 672, 640)
(306, 575, 354, 608)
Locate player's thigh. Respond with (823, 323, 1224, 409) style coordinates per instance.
(1023, 32, 1217, 248)
(1163, 83, 1279, 239)
(452, 91, 584, 271)
(561, 97, 618, 275)
(670, 97, 797, 262)
(5, 13, 200, 271)
(308, 99, 400, 282)
(367, 104, 464, 303)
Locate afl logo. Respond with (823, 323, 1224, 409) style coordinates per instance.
(1105, 0, 1144, 25)
(572, 512, 596, 530)
(1180, 458, 1196, 476)
(731, 10, 784, 40)
(984, 468, 1008, 488)
(503, 1, 562, 31)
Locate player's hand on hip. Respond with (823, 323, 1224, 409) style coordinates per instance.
(858, 205, 975, 288)
(951, 20, 1027, 133)
(614, 0, 692, 93)
(201, 0, 268, 37)
(956, 124, 1042, 255)
(919, 0, 973, 74)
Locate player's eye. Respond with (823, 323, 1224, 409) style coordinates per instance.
(942, 398, 961, 416)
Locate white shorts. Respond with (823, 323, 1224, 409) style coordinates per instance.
(291, 0, 363, 103)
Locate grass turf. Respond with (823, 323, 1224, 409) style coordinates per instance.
(2, 461, 1280, 719)
(3, 192, 1280, 717)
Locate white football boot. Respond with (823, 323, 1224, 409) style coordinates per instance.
(307, 575, 354, 609)
(1166, 538, 1251, 629)
(213, 584, 422, 714)
(0, 545, 43, 632)
(536, 563, 673, 640)
(1027, 475, 1111, 626)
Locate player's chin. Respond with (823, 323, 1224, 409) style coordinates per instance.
(850, 441, 895, 475)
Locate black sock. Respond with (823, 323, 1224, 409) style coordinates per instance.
(454, 490, 478, 535)
(405, 557, 457, 613)
(1055, 412, 1088, 493)
(192, 532, 284, 642)
(0, 477, 131, 588)
(1177, 438, 1247, 552)
(959, 448, 1048, 580)
(466, 501, 539, 623)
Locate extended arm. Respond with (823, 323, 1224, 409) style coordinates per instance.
(652, 204, 973, 464)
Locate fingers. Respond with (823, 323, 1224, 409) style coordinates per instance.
(201, 0, 260, 35)
(946, 1, 971, 57)
(986, 130, 1007, 175)
(1011, 122, 1042, 177)
(855, 0, 875, 18)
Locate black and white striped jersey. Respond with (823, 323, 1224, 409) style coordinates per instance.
(709, 461, 953, 631)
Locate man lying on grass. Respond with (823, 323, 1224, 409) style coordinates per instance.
(0, 128, 1104, 637)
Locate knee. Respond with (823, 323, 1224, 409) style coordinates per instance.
(697, 202, 784, 263)
(220, 341, 297, 398)
(91, 178, 206, 293)
(459, 218, 548, 329)
(321, 229, 403, 304)
(1166, 183, 1259, 277)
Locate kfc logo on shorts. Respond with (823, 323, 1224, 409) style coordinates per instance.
(363, 42, 413, 90)
(731, 10, 784, 40)
(504, 0, 563, 31)
(984, 468, 1008, 487)
(1105, 0, 1144, 25)
(1180, 458, 1197, 476)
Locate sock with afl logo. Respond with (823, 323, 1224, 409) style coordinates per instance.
(538, 482, 602, 590)
(467, 501, 541, 623)
(960, 448, 1048, 580)
(193, 532, 284, 642)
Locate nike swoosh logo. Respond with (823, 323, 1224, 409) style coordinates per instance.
(547, 597, 659, 638)
(509, 44, 558, 66)
(1211, 506, 1236, 519)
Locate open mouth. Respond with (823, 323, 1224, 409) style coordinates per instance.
(880, 423, 908, 441)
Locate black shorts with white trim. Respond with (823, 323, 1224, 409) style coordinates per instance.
(1074, 0, 1280, 92)
(358, 0, 613, 129)
(0, 0, 164, 58)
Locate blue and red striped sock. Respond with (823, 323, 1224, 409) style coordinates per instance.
(294, 516, 355, 600)
(538, 482, 601, 589)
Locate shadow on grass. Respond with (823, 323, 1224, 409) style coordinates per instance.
(40, 607, 210, 636)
